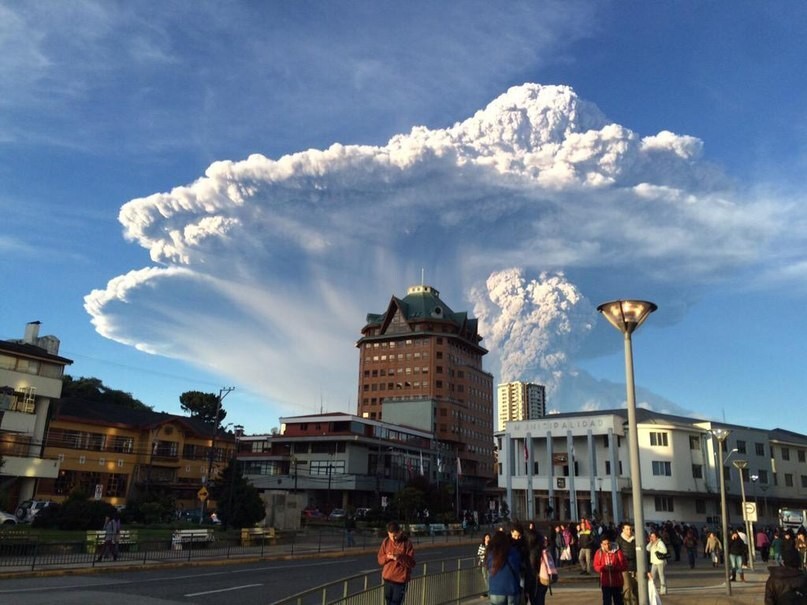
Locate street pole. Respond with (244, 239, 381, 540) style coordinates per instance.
(597, 300, 656, 605)
(225, 425, 243, 530)
(733, 460, 754, 569)
(202, 386, 234, 524)
(713, 429, 732, 596)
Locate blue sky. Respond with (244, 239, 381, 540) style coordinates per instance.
(2, 1, 806, 435)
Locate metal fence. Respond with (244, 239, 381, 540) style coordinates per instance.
(0, 527, 479, 572)
(270, 556, 486, 605)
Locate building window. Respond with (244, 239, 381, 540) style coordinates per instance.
(785, 473, 794, 487)
(649, 432, 668, 447)
(604, 461, 623, 475)
(654, 496, 674, 512)
(692, 464, 703, 479)
(782, 447, 790, 461)
(755, 443, 765, 456)
(689, 435, 700, 450)
(602, 435, 609, 448)
(799, 450, 806, 463)
(801, 475, 807, 489)
(737, 440, 746, 454)
(758, 470, 768, 483)
(695, 499, 706, 514)
(652, 461, 672, 476)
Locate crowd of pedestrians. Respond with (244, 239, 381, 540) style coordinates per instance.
(467, 516, 807, 605)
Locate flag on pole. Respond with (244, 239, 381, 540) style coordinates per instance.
(456, 456, 462, 477)
(437, 455, 443, 473)
(419, 452, 424, 476)
(524, 440, 529, 462)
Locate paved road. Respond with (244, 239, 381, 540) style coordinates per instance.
(0, 542, 473, 605)
(0, 540, 771, 605)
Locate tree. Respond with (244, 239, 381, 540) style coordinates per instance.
(179, 391, 226, 426)
(60, 375, 151, 410)
(210, 460, 265, 529)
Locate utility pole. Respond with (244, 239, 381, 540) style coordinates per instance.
(201, 386, 235, 524)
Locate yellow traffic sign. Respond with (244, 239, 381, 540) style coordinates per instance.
(197, 487, 209, 501)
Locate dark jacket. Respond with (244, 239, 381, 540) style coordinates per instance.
(617, 534, 637, 571)
(728, 536, 747, 557)
(764, 566, 807, 605)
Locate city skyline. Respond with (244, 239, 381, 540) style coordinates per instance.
(2, 3, 807, 435)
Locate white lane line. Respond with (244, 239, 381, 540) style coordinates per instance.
(185, 583, 263, 597)
(0, 559, 354, 595)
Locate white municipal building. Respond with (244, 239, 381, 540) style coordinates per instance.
(496, 408, 807, 527)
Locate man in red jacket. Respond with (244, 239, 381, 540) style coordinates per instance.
(593, 532, 627, 605)
(377, 521, 416, 605)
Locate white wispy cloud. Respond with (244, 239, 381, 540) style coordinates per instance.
(84, 83, 789, 418)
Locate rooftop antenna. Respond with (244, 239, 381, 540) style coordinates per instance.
(421, 267, 425, 285)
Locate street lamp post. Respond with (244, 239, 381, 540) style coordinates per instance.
(597, 299, 657, 605)
(225, 425, 244, 530)
(733, 460, 754, 569)
(712, 429, 732, 596)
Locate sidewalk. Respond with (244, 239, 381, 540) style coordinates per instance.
(467, 562, 766, 605)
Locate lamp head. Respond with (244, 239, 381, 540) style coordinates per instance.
(732, 459, 748, 470)
(711, 428, 730, 443)
(597, 300, 658, 335)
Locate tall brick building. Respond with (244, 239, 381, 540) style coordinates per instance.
(356, 284, 495, 491)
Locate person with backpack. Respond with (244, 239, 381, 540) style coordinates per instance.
(765, 540, 807, 605)
(616, 523, 638, 605)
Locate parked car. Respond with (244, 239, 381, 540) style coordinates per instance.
(328, 508, 347, 521)
(15, 499, 53, 523)
(354, 507, 372, 519)
(302, 506, 324, 519)
(0, 510, 18, 525)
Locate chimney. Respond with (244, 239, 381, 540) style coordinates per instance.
(23, 321, 42, 344)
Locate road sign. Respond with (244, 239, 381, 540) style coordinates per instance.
(744, 502, 757, 522)
(197, 487, 209, 502)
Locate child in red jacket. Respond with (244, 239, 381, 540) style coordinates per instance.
(593, 533, 628, 605)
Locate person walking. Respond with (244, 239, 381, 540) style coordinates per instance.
(728, 529, 746, 582)
(487, 530, 523, 605)
(683, 528, 698, 569)
(377, 521, 416, 605)
(96, 512, 120, 562)
(705, 531, 722, 568)
(616, 523, 638, 605)
(478, 533, 492, 597)
(646, 530, 669, 596)
(593, 532, 627, 605)
(578, 519, 595, 576)
(757, 529, 771, 564)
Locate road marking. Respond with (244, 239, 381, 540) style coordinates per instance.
(0, 559, 353, 595)
(185, 583, 263, 597)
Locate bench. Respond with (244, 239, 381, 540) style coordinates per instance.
(429, 523, 448, 535)
(171, 528, 215, 550)
(406, 524, 430, 536)
(240, 527, 276, 546)
(86, 529, 139, 553)
(447, 523, 464, 535)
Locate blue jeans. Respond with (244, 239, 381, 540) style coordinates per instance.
(489, 593, 520, 605)
(384, 581, 407, 605)
(729, 553, 743, 574)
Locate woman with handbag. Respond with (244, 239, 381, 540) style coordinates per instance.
(646, 530, 668, 596)
(535, 533, 558, 605)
